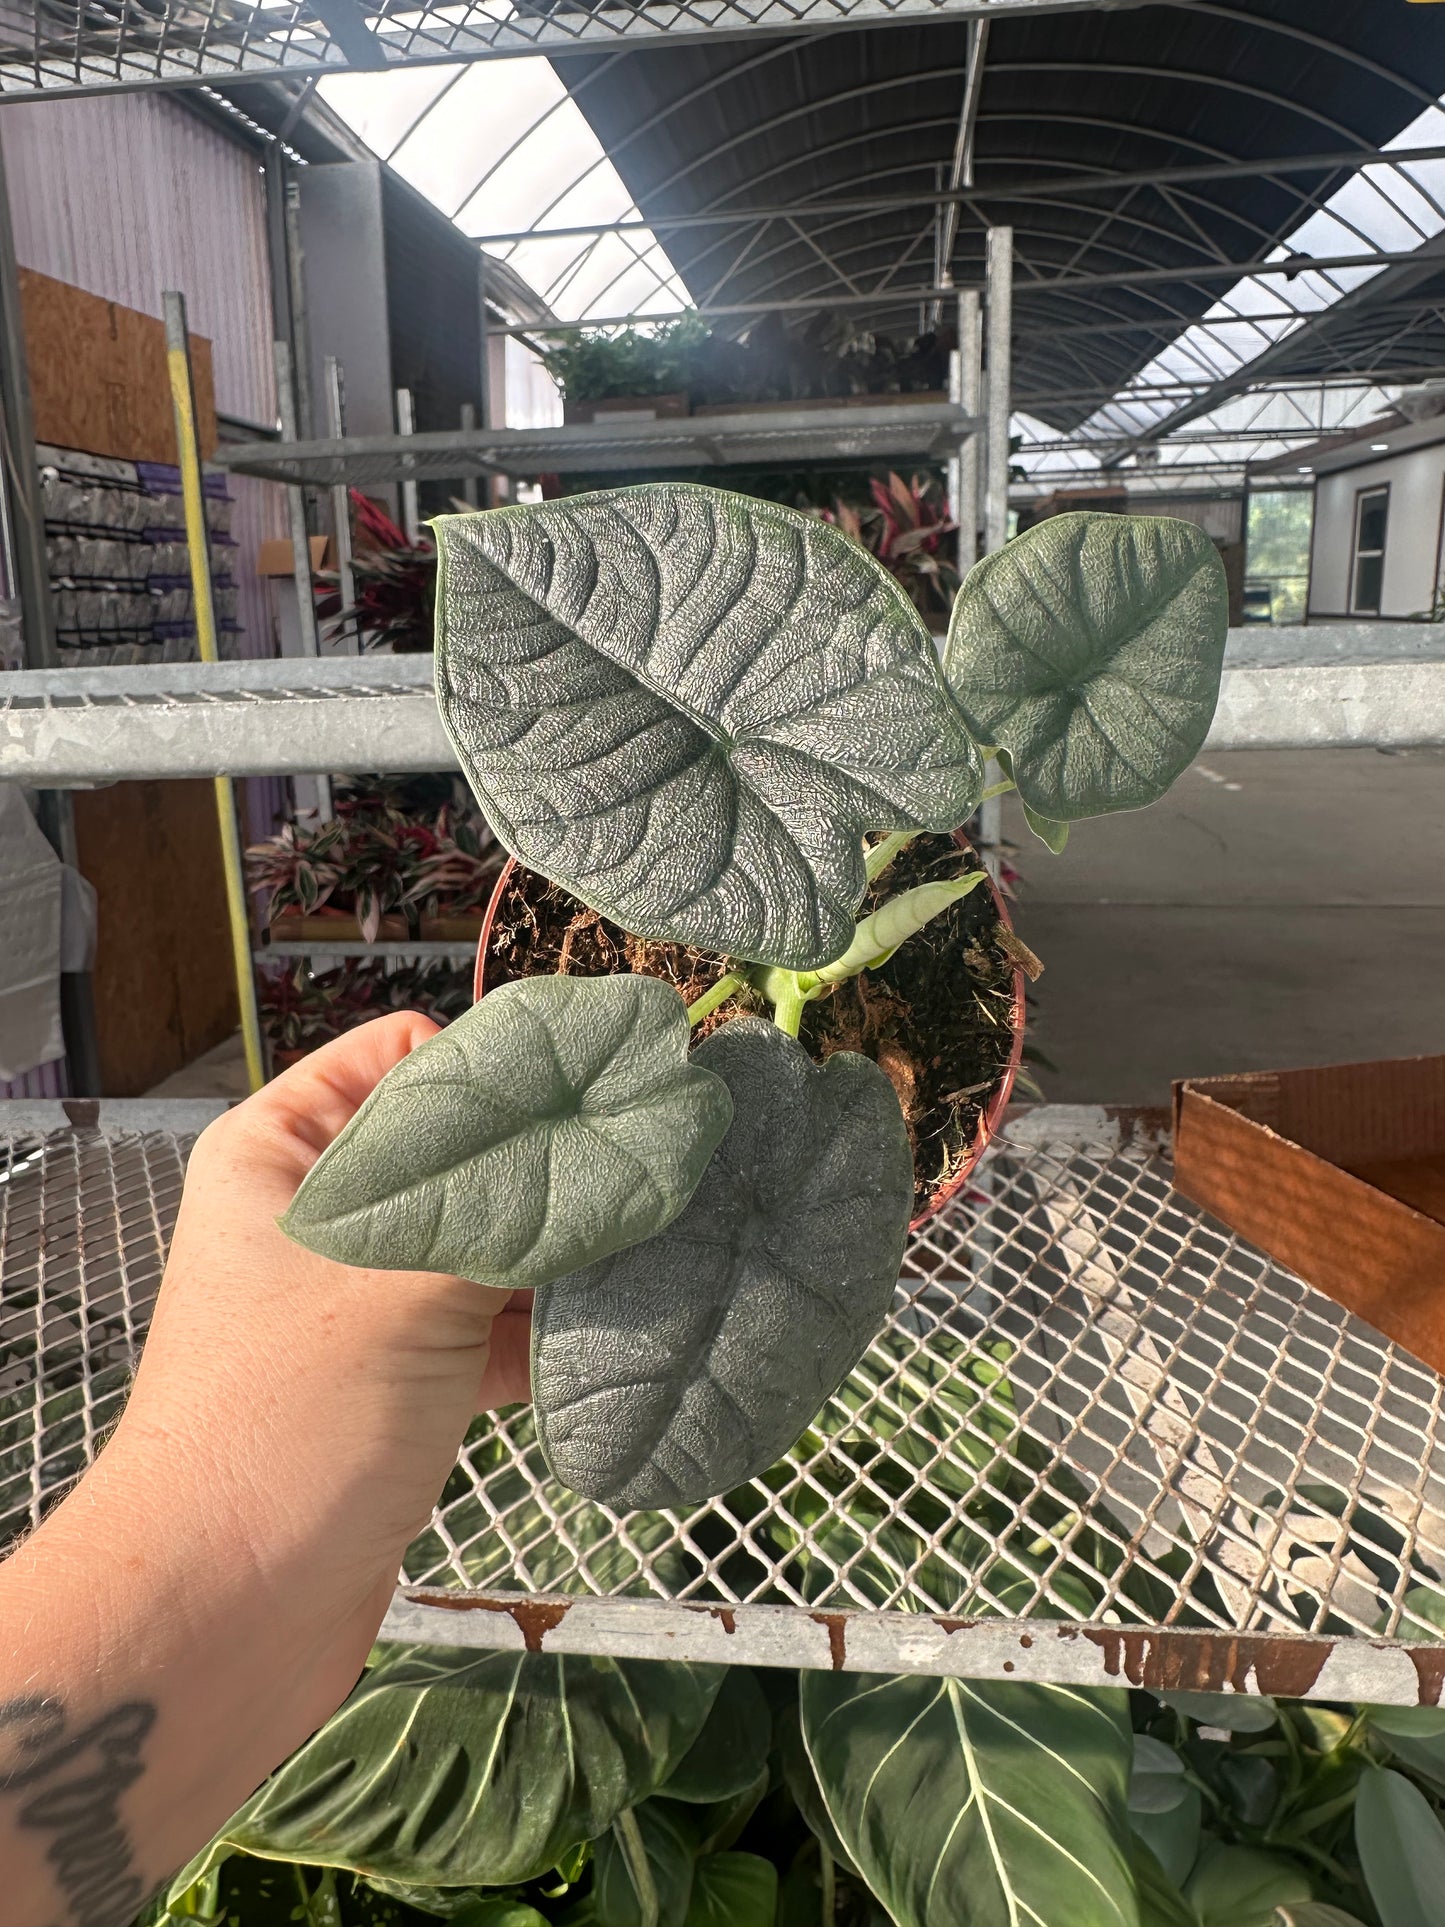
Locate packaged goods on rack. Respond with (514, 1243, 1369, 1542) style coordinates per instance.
(36, 444, 243, 663)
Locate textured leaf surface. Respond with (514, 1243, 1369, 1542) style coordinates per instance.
(800, 1672, 1139, 1927)
(660, 1666, 772, 1804)
(533, 1017, 914, 1508)
(281, 975, 732, 1289)
(184, 1647, 720, 1891)
(944, 512, 1227, 820)
(434, 485, 983, 969)
(1355, 1766, 1445, 1927)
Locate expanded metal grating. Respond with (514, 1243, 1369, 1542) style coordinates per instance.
(1, 0, 1114, 96)
(5, 1109, 1445, 1700)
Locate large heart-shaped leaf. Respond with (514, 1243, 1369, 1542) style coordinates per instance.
(170, 1648, 720, 1897)
(532, 1017, 914, 1508)
(280, 975, 732, 1290)
(800, 1673, 1139, 1927)
(434, 485, 983, 970)
(943, 512, 1228, 821)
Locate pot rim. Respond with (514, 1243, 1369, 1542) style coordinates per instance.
(473, 839, 1026, 1231)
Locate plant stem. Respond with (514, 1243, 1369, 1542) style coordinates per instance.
(770, 979, 807, 1037)
(820, 1846, 837, 1927)
(687, 969, 749, 1027)
(864, 830, 918, 882)
(613, 1807, 660, 1927)
(979, 777, 1017, 802)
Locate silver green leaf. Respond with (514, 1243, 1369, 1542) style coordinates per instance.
(171, 1647, 720, 1895)
(434, 484, 983, 970)
(532, 1016, 914, 1509)
(280, 974, 733, 1291)
(944, 512, 1228, 821)
(800, 1673, 1139, 1927)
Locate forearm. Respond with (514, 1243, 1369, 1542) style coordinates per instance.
(0, 1420, 380, 1927)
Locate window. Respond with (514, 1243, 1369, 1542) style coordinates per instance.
(1244, 489, 1313, 624)
(1351, 485, 1389, 614)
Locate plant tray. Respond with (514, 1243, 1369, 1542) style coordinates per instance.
(268, 913, 410, 943)
(4, 1103, 1445, 1703)
(1174, 1057, 1445, 1377)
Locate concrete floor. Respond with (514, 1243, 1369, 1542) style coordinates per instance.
(145, 1029, 251, 1099)
(1002, 746, 1445, 1106)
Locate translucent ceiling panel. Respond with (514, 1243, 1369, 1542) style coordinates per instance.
(320, 60, 688, 322)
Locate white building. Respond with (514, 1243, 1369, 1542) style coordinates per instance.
(1304, 402, 1445, 622)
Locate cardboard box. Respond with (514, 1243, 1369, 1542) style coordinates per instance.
(1173, 1057, 1445, 1373)
(257, 535, 334, 577)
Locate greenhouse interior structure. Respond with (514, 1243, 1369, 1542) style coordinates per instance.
(6, 2, 1445, 1924)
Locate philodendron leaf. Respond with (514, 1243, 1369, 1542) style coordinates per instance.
(944, 512, 1228, 821)
(533, 1017, 914, 1508)
(800, 1673, 1139, 1927)
(660, 1666, 773, 1804)
(1355, 1765, 1445, 1927)
(682, 1853, 778, 1927)
(1183, 1843, 1309, 1927)
(593, 1804, 699, 1927)
(808, 873, 988, 985)
(280, 975, 732, 1291)
(434, 485, 983, 971)
(1129, 1735, 1189, 1814)
(170, 1647, 720, 1896)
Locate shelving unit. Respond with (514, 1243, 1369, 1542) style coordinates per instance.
(4, 1101, 1442, 1700)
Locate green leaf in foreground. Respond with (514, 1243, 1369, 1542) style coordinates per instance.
(800, 1672, 1139, 1927)
(944, 511, 1228, 822)
(434, 484, 983, 971)
(1355, 1765, 1445, 1927)
(280, 974, 732, 1289)
(1183, 1843, 1309, 1927)
(533, 1018, 914, 1508)
(170, 1647, 721, 1896)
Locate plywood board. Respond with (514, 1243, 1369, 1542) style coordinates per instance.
(19, 267, 217, 463)
(72, 782, 239, 1096)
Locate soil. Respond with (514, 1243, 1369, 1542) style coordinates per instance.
(481, 831, 1024, 1218)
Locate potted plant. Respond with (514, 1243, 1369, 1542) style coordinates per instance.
(278, 484, 1228, 1515)
(409, 807, 504, 941)
(821, 471, 961, 621)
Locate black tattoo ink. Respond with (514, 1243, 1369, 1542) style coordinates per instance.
(0, 1695, 155, 1927)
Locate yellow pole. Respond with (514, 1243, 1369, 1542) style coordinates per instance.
(163, 290, 267, 1094)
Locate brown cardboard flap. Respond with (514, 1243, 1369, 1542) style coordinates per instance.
(1174, 1062, 1445, 1376)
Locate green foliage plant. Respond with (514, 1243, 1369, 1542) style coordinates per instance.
(281, 483, 1228, 1508)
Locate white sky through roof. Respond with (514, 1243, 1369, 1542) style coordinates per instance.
(319, 60, 689, 324)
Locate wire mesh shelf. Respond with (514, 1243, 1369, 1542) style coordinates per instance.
(5, 1103, 1445, 1701)
(1, 0, 1111, 96)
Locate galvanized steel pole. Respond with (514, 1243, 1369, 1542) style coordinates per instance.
(984, 225, 1013, 556)
(956, 288, 982, 579)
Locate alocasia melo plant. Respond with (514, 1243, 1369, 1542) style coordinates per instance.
(283, 484, 1228, 1508)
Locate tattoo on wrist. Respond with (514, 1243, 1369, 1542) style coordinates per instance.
(0, 1695, 156, 1927)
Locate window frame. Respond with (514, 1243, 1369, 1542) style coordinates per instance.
(1349, 482, 1390, 616)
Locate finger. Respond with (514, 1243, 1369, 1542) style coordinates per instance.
(236, 1012, 443, 1156)
(477, 1309, 533, 1410)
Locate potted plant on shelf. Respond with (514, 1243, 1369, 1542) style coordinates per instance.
(821, 471, 961, 621)
(410, 807, 504, 941)
(279, 484, 1228, 1514)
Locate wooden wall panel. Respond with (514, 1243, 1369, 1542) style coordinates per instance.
(20, 266, 217, 460)
(72, 783, 238, 1096)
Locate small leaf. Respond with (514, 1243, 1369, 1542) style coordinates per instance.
(801, 1672, 1139, 1927)
(1022, 798, 1070, 853)
(280, 974, 732, 1290)
(661, 1668, 772, 1804)
(1365, 1705, 1445, 1738)
(434, 485, 983, 970)
(944, 512, 1228, 821)
(1130, 1785, 1202, 1890)
(1356, 1765, 1445, 1927)
(683, 1852, 778, 1927)
(1160, 1692, 1279, 1733)
(1184, 1843, 1310, 1927)
(594, 1804, 698, 1927)
(533, 1018, 914, 1508)
(1130, 1735, 1189, 1814)
(190, 1646, 720, 1890)
(809, 874, 988, 984)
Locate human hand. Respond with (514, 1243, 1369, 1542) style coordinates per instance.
(0, 1013, 533, 1927)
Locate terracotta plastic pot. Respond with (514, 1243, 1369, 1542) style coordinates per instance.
(473, 842, 1026, 1231)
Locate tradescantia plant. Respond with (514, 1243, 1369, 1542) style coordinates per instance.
(281, 483, 1228, 1507)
